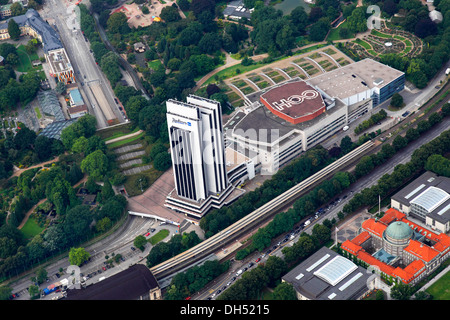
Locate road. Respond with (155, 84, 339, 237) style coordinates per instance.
(39, 0, 125, 128)
(11, 215, 181, 300)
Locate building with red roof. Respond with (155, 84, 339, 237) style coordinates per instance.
(341, 208, 450, 285)
(260, 81, 326, 125)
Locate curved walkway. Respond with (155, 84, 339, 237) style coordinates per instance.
(105, 129, 143, 145)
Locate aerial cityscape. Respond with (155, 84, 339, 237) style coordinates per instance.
(0, 0, 449, 307)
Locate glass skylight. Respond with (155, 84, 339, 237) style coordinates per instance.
(313, 256, 357, 286)
(411, 187, 450, 213)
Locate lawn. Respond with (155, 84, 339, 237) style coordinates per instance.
(327, 20, 355, 41)
(148, 229, 169, 245)
(202, 63, 264, 87)
(16, 45, 40, 73)
(104, 126, 140, 142)
(426, 270, 450, 300)
(371, 29, 392, 39)
(34, 107, 42, 119)
(354, 39, 372, 50)
(148, 59, 162, 70)
(21, 216, 45, 240)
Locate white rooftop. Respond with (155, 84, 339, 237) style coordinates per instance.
(411, 186, 450, 213)
(313, 256, 358, 286)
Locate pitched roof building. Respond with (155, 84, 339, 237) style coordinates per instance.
(341, 208, 450, 285)
(0, 9, 75, 84)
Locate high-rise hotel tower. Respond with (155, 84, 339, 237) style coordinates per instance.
(165, 95, 233, 220)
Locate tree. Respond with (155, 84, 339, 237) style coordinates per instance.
(383, 0, 398, 16)
(290, 6, 308, 34)
(107, 12, 129, 34)
(125, 95, 149, 123)
(55, 81, 67, 95)
(190, 0, 215, 15)
(308, 7, 323, 23)
(0, 286, 12, 300)
(101, 52, 122, 85)
(134, 235, 148, 251)
(35, 267, 48, 284)
(63, 205, 93, 245)
(25, 38, 39, 54)
(10, 2, 24, 16)
(96, 217, 112, 233)
(177, 0, 190, 11)
(308, 18, 330, 41)
(346, 7, 368, 33)
(14, 125, 36, 150)
(198, 33, 222, 54)
(160, 6, 181, 22)
(101, 178, 115, 203)
(391, 282, 414, 300)
(34, 135, 56, 161)
(272, 282, 297, 300)
(340, 136, 354, 154)
(7, 19, 21, 41)
(80, 150, 109, 180)
(392, 135, 407, 151)
(153, 152, 172, 171)
(68, 247, 91, 266)
(390, 93, 403, 108)
(414, 18, 437, 38)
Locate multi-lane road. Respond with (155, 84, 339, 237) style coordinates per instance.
(39, 0, 125, 128)
(196, 93, 450, 300)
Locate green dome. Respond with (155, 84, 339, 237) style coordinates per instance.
(385, 221, 413, 241)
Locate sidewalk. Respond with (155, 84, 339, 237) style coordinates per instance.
(105, 129, 143, 145)
(416, 264, 450, 294)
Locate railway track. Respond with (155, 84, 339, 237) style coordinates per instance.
(150, 140, 375, 280)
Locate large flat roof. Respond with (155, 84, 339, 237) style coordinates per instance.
(307, 58, 405, 99)
(282, 247, 370, 300)
(230, 97, 346, 145)
(64, 264, 159, 300)
(392, 171, 450, 224)
(47, 48, 72, 73)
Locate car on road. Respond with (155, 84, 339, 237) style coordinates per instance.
(131, 246, 136, 251)
(255, 258, 261, 263)
(145, 232, 150, 237)
(102, 267, 106, 271)
(402, 111, 410, 117)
